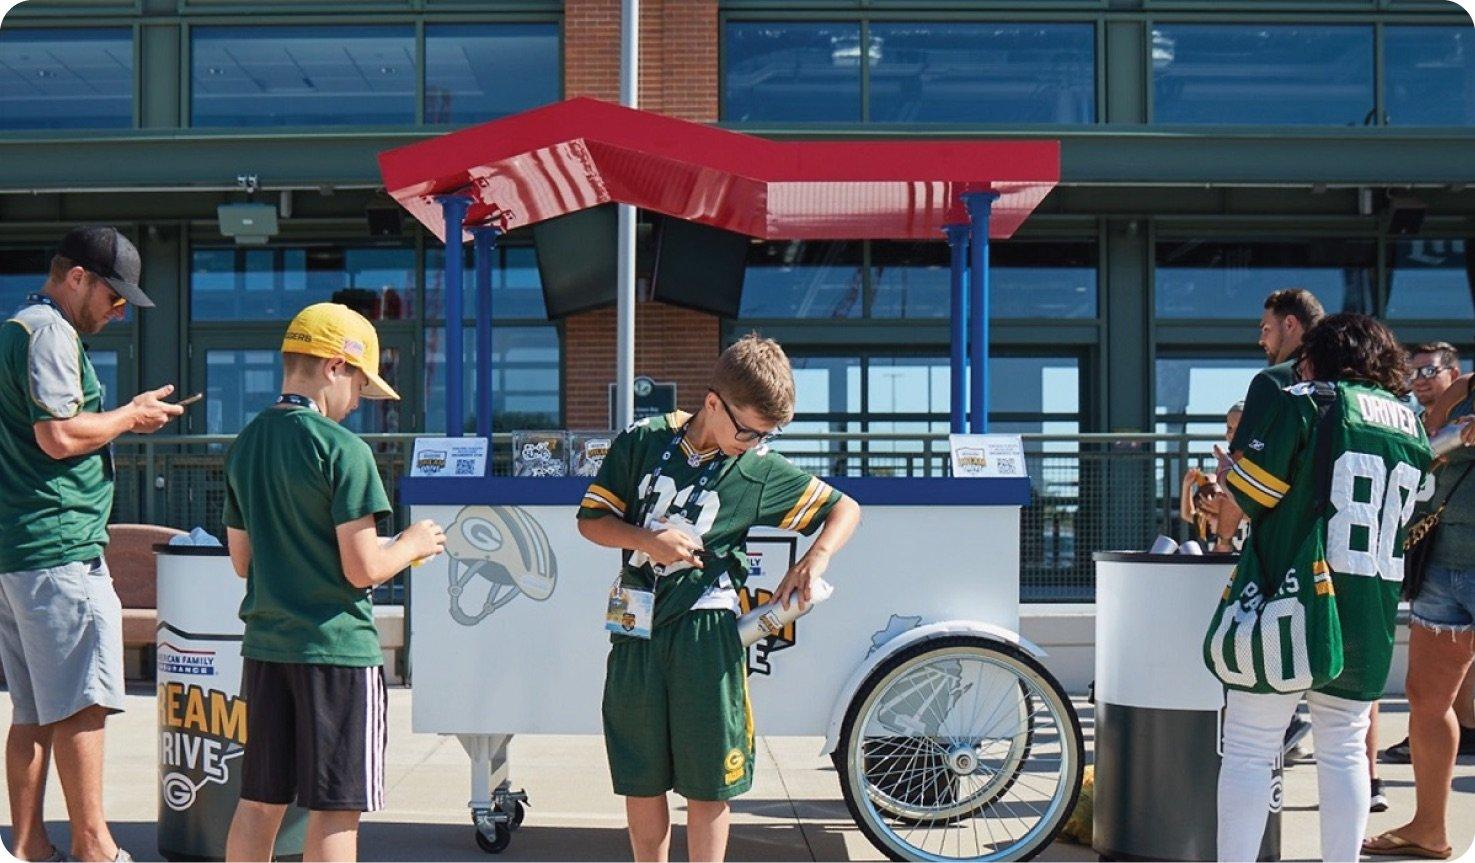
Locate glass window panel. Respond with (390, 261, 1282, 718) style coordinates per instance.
(425, 325, 560, 435)
(868, 23, 1095, 124)
(1385, 26, 1475, 126)
(1155, 356, 1264, 462)
(870, 240, 1097, 319)
(425, 245, 547, 320)
(0, 248, 49, 314)
(739, 242, 864, 318)
(88, 349, 117, 410)
(0, 28, 133, 130)
(191, 26, 415, 127)
(191, 245, 416, 321)
(1387, 240, 1475, 320)
(425, 24, 560, 125)
(723, 22, 862, 122)
(1155, 239, 1375, 319)
(1152, 25, 1374, 126)
(204, 348, 402, 434)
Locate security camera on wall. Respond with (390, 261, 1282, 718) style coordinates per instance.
(217, 203, 279, 246)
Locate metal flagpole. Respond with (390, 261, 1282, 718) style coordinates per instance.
(615, 0, 639, 429)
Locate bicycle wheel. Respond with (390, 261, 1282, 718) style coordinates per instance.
(836, 636, 1083, 861)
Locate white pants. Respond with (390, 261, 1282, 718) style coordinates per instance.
(1217, 689, 1372, 862)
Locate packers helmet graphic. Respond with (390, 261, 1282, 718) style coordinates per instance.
(443, 506, 557, 626)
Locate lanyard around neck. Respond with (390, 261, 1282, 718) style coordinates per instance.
(635, 425, 735, 526)
(276, 393, 322, 415)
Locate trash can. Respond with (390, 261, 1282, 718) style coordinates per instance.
(1092, 552, 1280, 862)
(156, 546, 306, 861)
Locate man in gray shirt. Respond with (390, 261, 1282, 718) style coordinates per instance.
(0, 227, 182, 862)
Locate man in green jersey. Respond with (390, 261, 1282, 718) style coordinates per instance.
(1213, 288, 1326, 551)
(0, 226, 183, 863)
(222, 303, 445, 862)
(1210, 313, 1430, 862)
(578, 334, 862, 863)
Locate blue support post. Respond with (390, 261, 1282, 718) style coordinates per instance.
(944, 223, 969, 435)
(435, 195, 471, 437)
(963, 191, 999, 434)
(470, 226, 500, 441)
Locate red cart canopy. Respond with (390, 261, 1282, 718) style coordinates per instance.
(379, 97, 1059, 243)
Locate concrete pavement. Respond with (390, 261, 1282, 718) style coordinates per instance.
(2, 686, 1472, 861)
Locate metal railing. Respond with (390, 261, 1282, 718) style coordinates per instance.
(111, 431, 1226, 603)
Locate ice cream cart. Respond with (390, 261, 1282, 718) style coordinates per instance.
(381, 98, 1081, 862)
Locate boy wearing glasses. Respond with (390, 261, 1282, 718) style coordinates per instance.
(578, 333, 862, 863)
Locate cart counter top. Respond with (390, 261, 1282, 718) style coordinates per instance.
(399, 476, 1031, 507)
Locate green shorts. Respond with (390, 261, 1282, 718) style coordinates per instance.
(602, 609, 754, 801)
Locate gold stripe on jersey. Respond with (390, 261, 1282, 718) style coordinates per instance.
(793, 481, 836, 533)
(1229, 458, 1286, 503)
(581, 484, 626, 516)
(1236, 457, 1290, 495)
(779, 478, 825, 531)
(1226, 468, 1279, 509)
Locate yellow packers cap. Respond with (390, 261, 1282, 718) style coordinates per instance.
(281, 303, 399, 400)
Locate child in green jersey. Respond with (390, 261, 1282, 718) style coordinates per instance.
(578, 334, 862, 863)
(222, 303, 446, 862)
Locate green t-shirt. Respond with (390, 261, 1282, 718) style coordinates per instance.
(0, 302, 111, 572)
(1222, 380, 1430, 700)
(224, 405, 391, 666)
(578, 411, 843, 632)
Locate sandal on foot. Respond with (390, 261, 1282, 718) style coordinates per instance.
(1362, 831, 1453, 860)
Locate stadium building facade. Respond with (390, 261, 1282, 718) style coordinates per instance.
(1, 0, 1473, 598)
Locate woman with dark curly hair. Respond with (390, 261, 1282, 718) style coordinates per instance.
(1209, 313, 1431, 862)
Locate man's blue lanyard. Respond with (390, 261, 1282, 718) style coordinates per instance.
(25, 293, 74, 327)
(26, 293, 61, 313)
(634, 424, 735, 526)
(276, 393, 322, 415)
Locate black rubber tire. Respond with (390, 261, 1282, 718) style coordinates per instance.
(511, 801, 526, 829)
(834, 635, 1084, 862)
(474, 823, 511, 854)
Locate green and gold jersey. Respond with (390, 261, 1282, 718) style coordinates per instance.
(1229, 359, 1299, 455)
(0, 301, 111, 572)
(579, 411, 843, 631)
(1212, 380, 1430, 701)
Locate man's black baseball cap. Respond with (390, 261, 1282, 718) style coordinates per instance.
(56, 226, 154, 309)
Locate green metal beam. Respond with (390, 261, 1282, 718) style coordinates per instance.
(2, 129, 1473, 194)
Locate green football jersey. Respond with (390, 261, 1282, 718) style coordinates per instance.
(1228, 359, 1299, 455)
(1211, 380, 1430, 701)
(579, 411, 842, 632)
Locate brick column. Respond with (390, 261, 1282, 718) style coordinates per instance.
(560, 0, 723, 429)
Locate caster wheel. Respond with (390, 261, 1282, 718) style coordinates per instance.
(511, 801, 526, 829)
(475, 823, 511, 854)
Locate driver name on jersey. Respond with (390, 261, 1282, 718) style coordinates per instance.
(1210, 380, 1429, 701)
(578, 411, 841, 632)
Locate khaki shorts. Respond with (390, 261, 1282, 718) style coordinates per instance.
(0, 558, 125, 725)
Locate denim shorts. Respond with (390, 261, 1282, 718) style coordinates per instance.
(1410, 564, 1475, 633)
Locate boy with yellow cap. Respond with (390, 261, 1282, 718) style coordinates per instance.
(222, 303, 445, 862)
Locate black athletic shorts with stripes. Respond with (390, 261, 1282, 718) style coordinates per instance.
(240, 659, 387, 812)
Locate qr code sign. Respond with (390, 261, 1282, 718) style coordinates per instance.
(996, 456, 1019, 475)
(454, 459, 477, 476)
